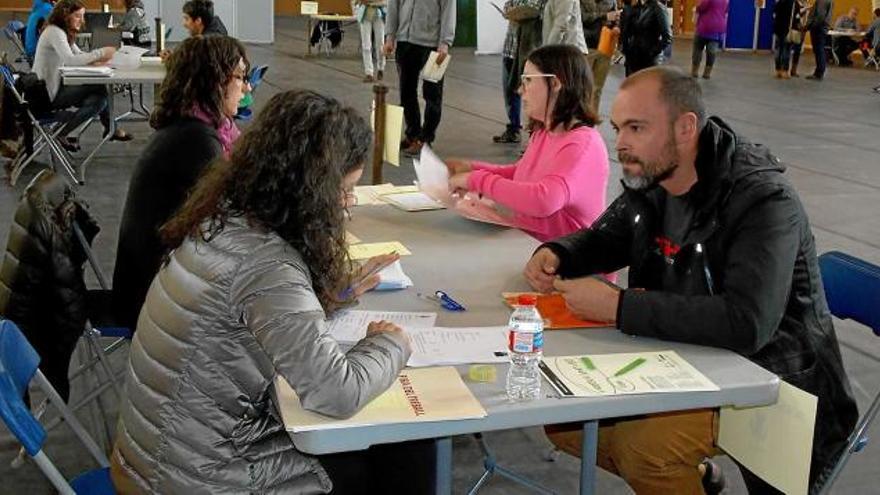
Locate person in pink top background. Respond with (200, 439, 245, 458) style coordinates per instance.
(446, 44, 610, 243)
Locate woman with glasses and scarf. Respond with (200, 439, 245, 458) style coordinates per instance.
(112, 35, 250, 331)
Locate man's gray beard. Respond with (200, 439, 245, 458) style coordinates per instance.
(622, 173, 654, 190)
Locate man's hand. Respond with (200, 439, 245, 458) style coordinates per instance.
(524, 248, 560, 293)
(436, 43, 449, 65)
(159, 48, 171, 61)
(383, 36, 396, 55)
(553, 277, 620, 324)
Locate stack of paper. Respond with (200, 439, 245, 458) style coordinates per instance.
(406, 326, 509, 367)
(353, 183, 420, 206)
(275, 366, 487, 432)
(60, 66, 113, 77)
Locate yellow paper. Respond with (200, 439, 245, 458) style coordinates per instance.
(274, 366, 487, 432)
(353, 183, 395, 206)
(345, 231, 361, 244)
(718, 381, 816, 495)
(370, 104, 404, 167)
(348, 241, 411, 260)
(384, 104, 403, 166)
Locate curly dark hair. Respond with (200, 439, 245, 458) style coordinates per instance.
(150, 36, 249, 129)
(47, 0, 85, 43)
(526, 44, 599, 131)
(160, 90, 373, 311)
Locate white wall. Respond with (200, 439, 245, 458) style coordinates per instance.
(476, 1, 508, 55)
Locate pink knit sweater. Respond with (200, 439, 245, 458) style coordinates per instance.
(467, 126, 609, 242)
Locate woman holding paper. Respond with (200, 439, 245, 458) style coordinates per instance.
(109, 90, 439, 494)
(447, 44, 610, 242)
(32, 0, 132, 146)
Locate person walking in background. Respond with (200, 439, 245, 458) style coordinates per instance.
(806, 0, 834, 80)
(691, 0, 728, 79)
(384, 0, 456, 157)
(25, 0, 55, 60)
(773, 0, 801, 78)
(118, 0, 151, 48)
(493, 0, 546, 144)
(580, 0, 619, 112)
(619, 0, 671, 76)
(353, 0, 386, 83)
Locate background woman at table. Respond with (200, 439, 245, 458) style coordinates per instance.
(447, 44, 610, 243)
(112, 35, 249, 332)
(32, 0, 132, 148)
(110, 90, 436, 494)
(117, 0, 152, 48)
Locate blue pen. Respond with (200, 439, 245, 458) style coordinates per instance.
(435, 290, 466, 311)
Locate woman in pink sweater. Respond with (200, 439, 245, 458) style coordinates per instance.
(447, 44, 609, 242)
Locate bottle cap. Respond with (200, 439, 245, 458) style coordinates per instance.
(517, 294, 538, 306)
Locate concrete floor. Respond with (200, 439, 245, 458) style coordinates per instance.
(1, 14, 879, 494)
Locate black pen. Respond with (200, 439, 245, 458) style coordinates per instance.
(538, 361, 573, 397)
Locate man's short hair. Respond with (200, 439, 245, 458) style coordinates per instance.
(183, 0, 214, 25)
(620, 66, 708, 129)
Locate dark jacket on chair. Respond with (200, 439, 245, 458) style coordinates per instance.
(112, 118, 221, 331)
(543, 116, 859, 491)
(0, 170, 99, 401)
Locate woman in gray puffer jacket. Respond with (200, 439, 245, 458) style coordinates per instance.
(110, 90, 414, 494)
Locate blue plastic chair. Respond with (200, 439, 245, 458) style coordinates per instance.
(0, 320, 115, 495)
(817, 251, 880, 494)
(234, 65, 269, 121)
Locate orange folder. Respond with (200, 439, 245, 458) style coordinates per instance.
(502, 292, 609, 330)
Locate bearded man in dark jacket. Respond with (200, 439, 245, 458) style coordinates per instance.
(528, 67, 857, 494)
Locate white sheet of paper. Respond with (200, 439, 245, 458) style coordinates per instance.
(375, 259, 414, 290)
(718, 381, 816, 495)
(301, 1, 319, 14)
(415, 146, 454, 206)
(110, 45, 148, 69)
(59, 66, 113, 77)
(381, 191, 445, 212)
(406, 326, 509, 367)
(327, 310, 437, 342)
(421, 51, 451, 83)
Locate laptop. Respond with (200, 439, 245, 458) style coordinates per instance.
(90, 27, 122, 50)
(84, 12, 113, 32)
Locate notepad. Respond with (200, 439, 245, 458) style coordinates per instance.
(381, 191, 445, 212)
(348, 241, 411, 260)
(421, 51, 451, 83)
(502, 293, 608, 329)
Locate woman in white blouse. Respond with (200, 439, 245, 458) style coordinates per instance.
(33, 0, 132, 149)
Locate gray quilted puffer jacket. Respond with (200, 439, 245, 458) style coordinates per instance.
(110, 216, 411, 494)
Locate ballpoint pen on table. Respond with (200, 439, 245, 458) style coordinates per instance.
(340, 252, 398, 299)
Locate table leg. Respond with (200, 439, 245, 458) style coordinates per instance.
(307, 17, 312, 56)
(579, 420, 599, 495)
(435, 437, 452, 495)
(78, 83, 116, 182)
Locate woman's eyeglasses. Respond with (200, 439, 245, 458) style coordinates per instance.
(520, 73, 556, 87)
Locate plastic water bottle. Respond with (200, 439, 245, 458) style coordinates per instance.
(506, 294, 544, 402)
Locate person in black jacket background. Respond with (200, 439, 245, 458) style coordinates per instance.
(619, 0, 671, 76)
(112, 36, 249, 331)
(527, 67, 857, 494)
